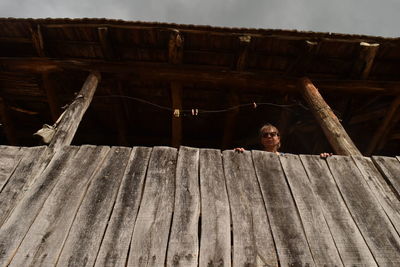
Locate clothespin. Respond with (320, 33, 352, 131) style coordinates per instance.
(191, 109, 199, 116)
(173, 109, 180, 117)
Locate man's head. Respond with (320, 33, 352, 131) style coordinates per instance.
(259, 124, 281, 152)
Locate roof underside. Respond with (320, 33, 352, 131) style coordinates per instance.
(0, 18, 399, 155)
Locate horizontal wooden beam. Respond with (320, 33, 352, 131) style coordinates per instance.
(2, 57, 400, 94)
(299, 77, 362, 156)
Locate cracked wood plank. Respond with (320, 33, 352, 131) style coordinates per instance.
(252, 151, 314, 267)
(223, 150, 278, 267)
(0, 146, 22, 191)
(94, 147, 152, 267)
(280, 154, 343, 266)
(166, 146, 200, 267)
(127, 146, 177, 267)
(8, 145, 110, 266)
(327, 156, 400, 266)
(199, 149, 231, 267)
(0, 146, 79, 266)
(56, 147, 131, 267)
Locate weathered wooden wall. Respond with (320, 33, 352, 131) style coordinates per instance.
(0, 145, 400, 266)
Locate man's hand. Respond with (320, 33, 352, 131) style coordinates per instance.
(234, 147, 245, 153)
(320, 152, 333, 158)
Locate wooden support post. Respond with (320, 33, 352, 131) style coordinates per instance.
(106, 84, 128, 146)
(31, 24, 61, 122)
(366, 95, 400, 155)
(169, 30, 184, 148)
(45, 72, 100, 151)
(299, 77, 362, 156)
(221, 36, 251, 149)
(0, 97, 17, 145)
(351, 42, 379, 79)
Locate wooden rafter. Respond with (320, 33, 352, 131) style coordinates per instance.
(3, 57, 400, 94)
(169, 31, 184, 148)
(299, 77, 362, 156)
(30, 24, 61, 122)
(351, 42, 379, 79)
(365, 95, 400, 155)
(98, 27, 117, 60)
(0, 97, 17, 145)
(45, 72, 100, 152)
(287, 40, 319, 75)
(222, 35, 250, 149)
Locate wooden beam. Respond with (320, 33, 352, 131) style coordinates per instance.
(298, 77, 362, 156)
(287, 40, 319, 75)
(97, 27, 117, 60)
(0, 97, 17, 145)
(365, 95, 400, 155)
(169, 31, 184, 148)
(351, 42, 379, 79)
(30, 24, 46, 57)
(106, 85, 128, 146)
(44, 72, 100, 151)
(222, 36, 250, 149)
(3, 57, 400, 94)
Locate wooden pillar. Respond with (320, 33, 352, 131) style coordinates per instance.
(169, 30, 184, 148)
(351, 42, 379, 79)
(0, 97, 17, 145)
(298, 77, 362, 156)
(43, 72, 100, 151)
(365, 95, 400, 155)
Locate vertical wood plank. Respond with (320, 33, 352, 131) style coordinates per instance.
(372, 156, 400, 196)
(127, 146, 177, 267)
(327, 156, 400, 266)
(199, 149, 231, 267)
(0, 146, 79, 266)
(8, 145, 110, 267)
(0, 146, 47, 227)
(300, 155, 377, 266)
(252, 151, 314, 266)
(223, 150, 278, 267)
(56, 146, 132, 267)
(166, 146, 200, 267)
(353, 156, 400, 235)
(280, 154, 343, 266)
(94, 147, 152, 267)
(0, 146, 22, 191)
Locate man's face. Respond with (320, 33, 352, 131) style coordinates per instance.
(261, 126, 280, 150)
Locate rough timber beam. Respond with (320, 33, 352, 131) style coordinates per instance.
(169, 30, 184, 148)
(222, 35, 250, 149)
(366, 95, 400, 155)
(31, 25, 61, 122)
(351, 42, 380, 79)
(46, 72, 100, 152)
(299, 77, 362, 156)
(3, 57, 400, 94)
(0, 97, 17, 145)
(98, 27, 117, 60)
(287, 40, 319, 75)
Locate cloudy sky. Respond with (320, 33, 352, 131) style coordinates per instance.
(1, 0, 399, 37)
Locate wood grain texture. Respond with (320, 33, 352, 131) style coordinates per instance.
(8, 145, 110, 267)
(0, 146, 22, 191)
(223, 150, 278, 267)
(127, 146, 177, 267)
(0, 146, 47, 227)
(327, 155, 400, 266)
(48, 71, 100, 152)
(300, 155, 378, 266)
(372, 155, 400, 196)
(199, 149, 231, 267)
(353, 156, 400, 235)
(252, 151, 314, 267)
(0, 146, 79, 266)
(56, 146, 131, 267)
(279, 154, 343, 266)
(167, 146, 200, 267)
(94, 147, 152, 267)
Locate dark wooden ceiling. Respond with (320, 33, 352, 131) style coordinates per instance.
(0, 18, 399, 155)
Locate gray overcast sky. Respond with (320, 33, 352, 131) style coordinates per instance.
(1, 0, 399, 37)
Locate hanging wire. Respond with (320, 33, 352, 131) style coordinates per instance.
(94, 94, 308, 115)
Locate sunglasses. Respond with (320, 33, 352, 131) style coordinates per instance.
(262, 132, 279, 138)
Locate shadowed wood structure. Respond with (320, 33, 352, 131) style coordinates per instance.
(0, 145, 400, 266)
(0, 18, 400, 155)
